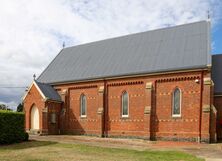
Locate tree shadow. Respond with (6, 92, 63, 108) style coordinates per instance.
(0, 140, 57, 150)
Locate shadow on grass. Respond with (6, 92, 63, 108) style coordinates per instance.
(0, 140, 57, 150)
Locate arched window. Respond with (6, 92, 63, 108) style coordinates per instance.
(80, 94, 87, 117)
(172, 88, 181, 117)
(122, 91, 129, 117)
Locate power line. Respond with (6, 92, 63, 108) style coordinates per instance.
(0, 87, 27, 89)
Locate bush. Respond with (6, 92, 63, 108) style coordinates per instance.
(0, 110, 28, 144)
(23, 132, 29, 141)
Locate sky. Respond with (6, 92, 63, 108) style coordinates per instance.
(0, 0, 222, 110)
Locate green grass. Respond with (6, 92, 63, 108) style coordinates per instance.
(0, 141, 204, 161)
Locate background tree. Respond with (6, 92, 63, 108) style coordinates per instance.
(17, 103, 23, 112)
(0, 104, 7, 110)
(0, 104, 12, 111)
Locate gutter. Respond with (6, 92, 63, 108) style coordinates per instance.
(48, 67, 209, 86)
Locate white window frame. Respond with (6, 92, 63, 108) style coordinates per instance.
(80, 94, 87, 118)
(122, 91, 129, 118)
(172, 88, 182, 117)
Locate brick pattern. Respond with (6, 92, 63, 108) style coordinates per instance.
(55, 81, 105, 136)
(106, 79, 146, 137)
(155, 77, 201, 140)
(46, 101, 62, 134)
(23, 70, 218, 142)
(23, 84, 45, 133)
(68, 86, 100, 135)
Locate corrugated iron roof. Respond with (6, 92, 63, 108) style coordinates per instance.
(37, 21, 211, 84)
(35, 81, 61, 101)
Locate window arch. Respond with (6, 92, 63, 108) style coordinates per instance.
(80, 94, 87, 117)
(172, 88, 181, 117)
(122, 91, 129, 117)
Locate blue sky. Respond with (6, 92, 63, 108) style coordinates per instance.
(0, 0, 222, 109)
(212, 21, 222, 54)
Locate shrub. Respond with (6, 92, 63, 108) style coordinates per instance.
(0, 110, 28, 144)
(23, 132, 29, 141)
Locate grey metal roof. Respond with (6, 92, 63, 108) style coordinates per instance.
(35, 81, 61, 101)
(38, 21, 211, 84)
(212, 54, 222, 94)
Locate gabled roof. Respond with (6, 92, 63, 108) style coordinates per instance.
(22, 80, 62, 102)
(212, 54, 222, 94)
(37, 21, 211, 84)
(34, 81, 62, 101)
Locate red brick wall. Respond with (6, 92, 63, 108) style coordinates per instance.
(155, 76, 201, 141)
(54, 81, 104, 136)
(68, 86, 99, 135)
(214, 96, 222, 140)
(106, 78, 147, 138)
(23, 83, 62, 134)
(23, 84, 45, 132)
(46, 101, 62, 134)
(53, 71, 213, 142)
(24, 70, 217, 142)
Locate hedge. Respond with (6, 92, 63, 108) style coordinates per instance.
(0, 110, 29, 144)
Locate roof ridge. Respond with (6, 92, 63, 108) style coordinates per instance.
(63, 20, 208, 50)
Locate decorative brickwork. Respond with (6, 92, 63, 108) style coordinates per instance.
(23, 70, 219, 143)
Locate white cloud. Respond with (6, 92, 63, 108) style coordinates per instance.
(0, 0, 221, 107)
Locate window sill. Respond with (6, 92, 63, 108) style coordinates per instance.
(80, 116, 87, 119)
(172, 115, 182, 119)
(121, 116, 129, 119)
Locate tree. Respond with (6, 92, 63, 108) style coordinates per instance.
(0, 104, 12, 111)
(17, 103, 23, 112)
(0, 104, 7, 110)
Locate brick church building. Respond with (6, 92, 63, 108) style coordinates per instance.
(23, 21, 222, 143)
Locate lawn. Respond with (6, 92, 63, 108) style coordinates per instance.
(0, 141, 204, 161)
